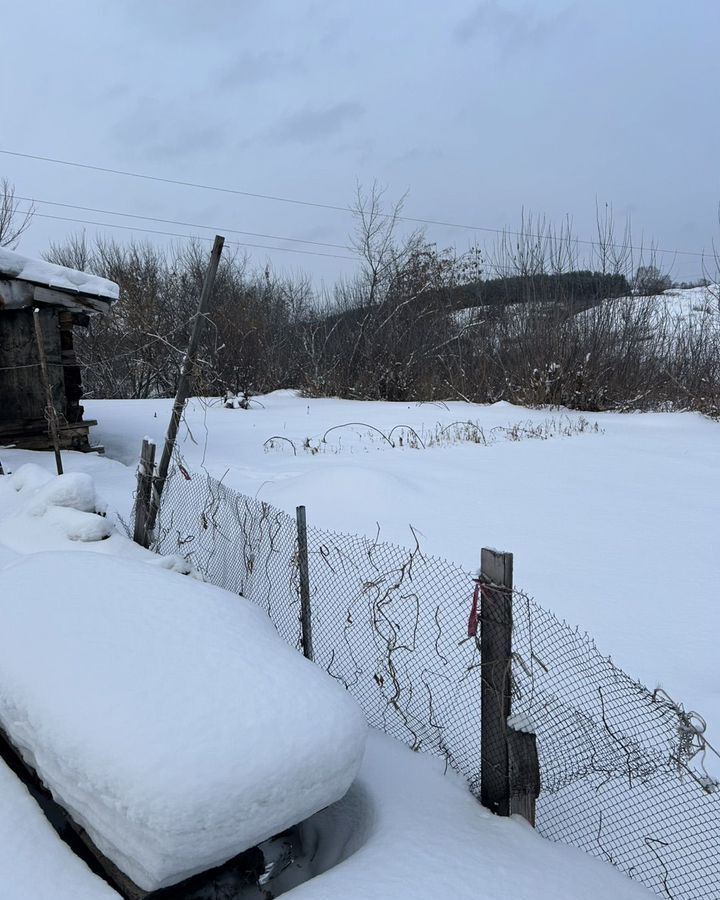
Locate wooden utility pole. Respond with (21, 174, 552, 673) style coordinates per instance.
(144, 235, 224, 537)
(32, 308, 63, 475)
(296, 505, 314, 661)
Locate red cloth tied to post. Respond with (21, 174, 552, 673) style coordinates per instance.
(468, 580, 481, 637)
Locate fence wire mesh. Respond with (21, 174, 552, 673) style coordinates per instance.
(511, 593, 720, 899)
(147, 464, 720, 899)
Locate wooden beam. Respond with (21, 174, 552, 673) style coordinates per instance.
(33, 285, 111, 314)
(0, 280, 111, 314)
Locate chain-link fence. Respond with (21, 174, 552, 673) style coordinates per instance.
(147, 464, 720, 899)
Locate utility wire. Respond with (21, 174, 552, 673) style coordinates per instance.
(0, 147, 711, 259)
(11, 208, 709, 279)
(16, 195, 354, 252)
(21, 210, 356, 261)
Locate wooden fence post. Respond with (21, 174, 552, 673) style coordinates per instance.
(32, 308, 63, 475)
(480, 547, 513, 816)
(133, 438, 156, 548)
(296, 505, 314, 661)
(479, 547, 540, 825)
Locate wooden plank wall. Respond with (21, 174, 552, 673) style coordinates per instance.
(0, 308, 66, 425)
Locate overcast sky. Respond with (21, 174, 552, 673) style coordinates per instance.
(1, 0, 718, 283)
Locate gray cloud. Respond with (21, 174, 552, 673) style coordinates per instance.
(122, 0, 257, 38)
(2, 0, 716, 285)
(217, 52, 304, 90)
(453, 2, 572, 49)
(264, 102, 365, 145)
(110, 100, 227, 162)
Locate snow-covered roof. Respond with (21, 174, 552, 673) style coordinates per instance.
(0, 247, 119, 313)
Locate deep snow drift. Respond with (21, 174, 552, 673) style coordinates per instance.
(0, 467, 366, 891)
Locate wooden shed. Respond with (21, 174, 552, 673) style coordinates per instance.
(0, 248, 119, 452)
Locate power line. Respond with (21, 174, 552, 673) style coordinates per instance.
(13, 209, 708, 280)
(1, 148, 349, 212)
(0, 147, 712, 260)
(16, 195, 353, 253)
(22, 210, 356, 261)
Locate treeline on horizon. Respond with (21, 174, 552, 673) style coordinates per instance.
(38, 191, 719, 418)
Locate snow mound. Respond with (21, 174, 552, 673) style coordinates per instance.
(25, 472, 98, 516)
(41, 505, 114, 542)
(7, 462, 53, 494)
(0, 467, 113, 549)
(0, 551, 366, 891)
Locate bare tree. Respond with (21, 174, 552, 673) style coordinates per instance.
(0, 179, 34, 248)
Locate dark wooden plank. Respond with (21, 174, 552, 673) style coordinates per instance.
(508, 728, 541, 826)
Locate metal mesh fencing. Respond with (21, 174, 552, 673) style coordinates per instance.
(511, 592, 720, 899)
(147, 464, 719, 899)
(150, 465, 484, 789)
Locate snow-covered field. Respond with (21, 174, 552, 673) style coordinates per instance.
(77, 391, 720, 750)
(2, 390, 716, 897)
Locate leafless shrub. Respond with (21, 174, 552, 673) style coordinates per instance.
(43, 195, 719, 420)
(0, 179, 34, 248)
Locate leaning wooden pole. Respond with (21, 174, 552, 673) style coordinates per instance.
(144, 235, 224, 538)
(32, 308, 64, 475)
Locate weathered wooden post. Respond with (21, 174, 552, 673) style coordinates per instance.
(32, 308, 63, 475)
(296, 505, 314, 661)
(145, 235, 224, 537)
(479, 547, 540, 825)
(133, 438, 156, 548)
(480, 548, 513, 816)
